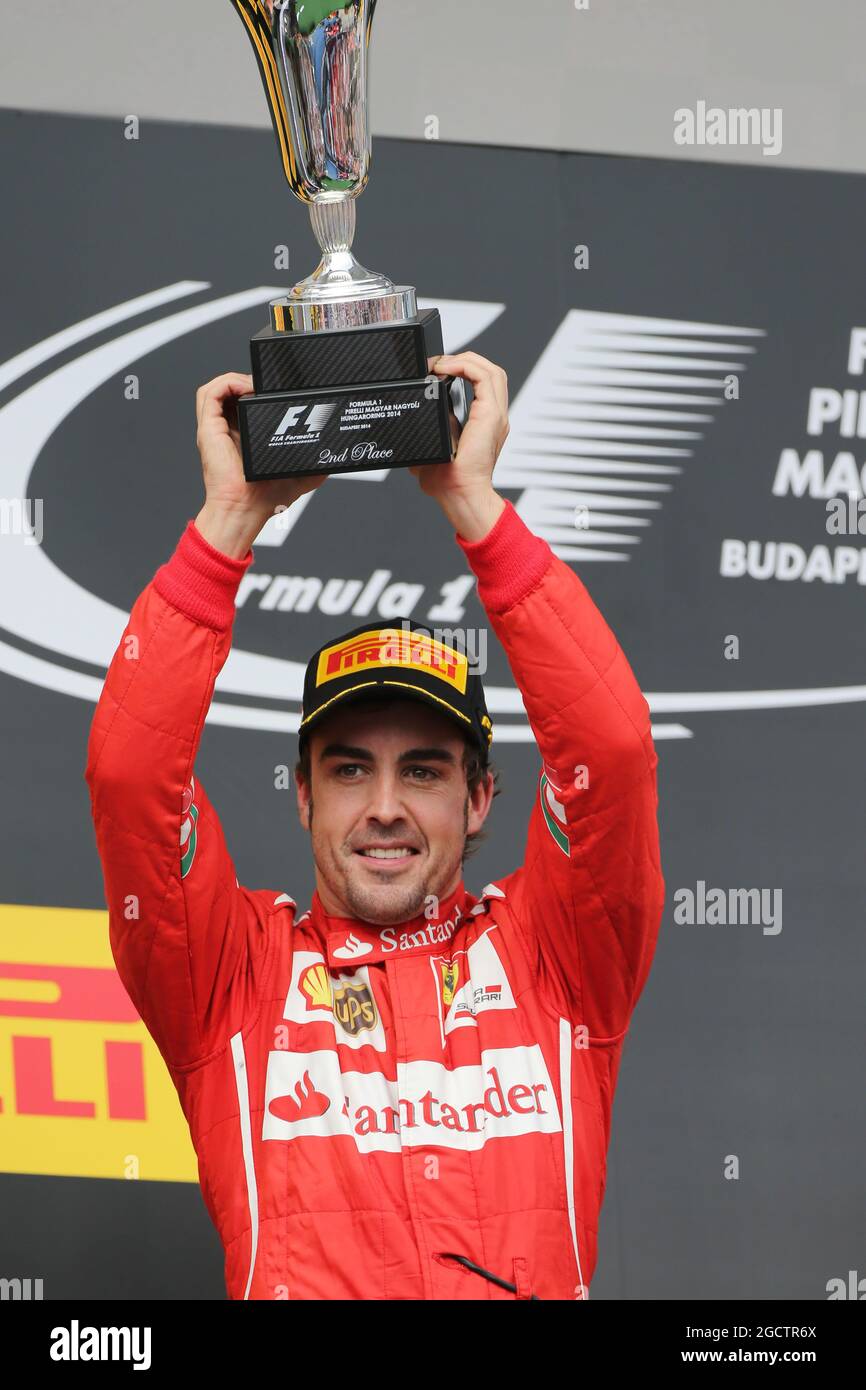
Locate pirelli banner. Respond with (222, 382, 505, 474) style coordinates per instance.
(0, 109, 861, 1300)
(0, 905, 195, 1183)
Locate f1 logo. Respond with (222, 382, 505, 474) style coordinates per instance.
(274, 401, 338, 435)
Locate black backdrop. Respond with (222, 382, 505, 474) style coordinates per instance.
(0, 109, 863, 1299)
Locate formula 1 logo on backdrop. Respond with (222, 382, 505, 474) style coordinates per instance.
(0, 281, 863, 741)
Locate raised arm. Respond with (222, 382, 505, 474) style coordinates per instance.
(414, 352, 664, 1045)
(85, 373, 328, 1069)
(457, 500, 664, 1042)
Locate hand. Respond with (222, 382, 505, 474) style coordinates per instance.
(409, 352, 509, 540)
(194, 372, 328, 556)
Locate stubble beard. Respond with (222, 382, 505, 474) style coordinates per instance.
(307, 791, 469, 925)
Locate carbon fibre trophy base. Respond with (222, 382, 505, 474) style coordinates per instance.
(237, 306, 462, 481)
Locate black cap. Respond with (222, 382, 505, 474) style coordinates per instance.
(298, 620, 493, 759)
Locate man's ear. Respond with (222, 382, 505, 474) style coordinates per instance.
(467, 767, 495, 836)
(295, 770, 311, 831)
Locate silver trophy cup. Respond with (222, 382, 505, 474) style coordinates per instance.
(231, 0, 415, 329)
(228, 0, 460, 479)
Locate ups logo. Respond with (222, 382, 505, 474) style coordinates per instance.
(299, 963, 378, 1036)
(333, 979, 378, 1036)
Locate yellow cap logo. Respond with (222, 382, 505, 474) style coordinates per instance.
(316, 629, 469, 693)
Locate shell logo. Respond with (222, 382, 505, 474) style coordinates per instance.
(299, 962, 332, 1012)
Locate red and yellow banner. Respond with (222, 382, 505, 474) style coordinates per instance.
(0, 904, 197, 1182)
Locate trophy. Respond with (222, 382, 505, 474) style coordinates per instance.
(228, 0, 464, 480)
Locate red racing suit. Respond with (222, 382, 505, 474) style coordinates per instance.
(85, 499, 664, 1300)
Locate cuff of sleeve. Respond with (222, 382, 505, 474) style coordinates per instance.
(152, 519, 254, 630)
(455, 499, 551, 614)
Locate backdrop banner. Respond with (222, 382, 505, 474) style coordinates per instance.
(0, 109, 862, 1300)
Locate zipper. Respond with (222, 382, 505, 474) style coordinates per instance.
(436, 1252, 539, 1299)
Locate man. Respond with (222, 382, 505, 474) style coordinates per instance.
(85, 352, 664, 1300)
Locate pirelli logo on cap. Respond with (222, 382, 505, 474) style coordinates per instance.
(316, 629, 469, 693)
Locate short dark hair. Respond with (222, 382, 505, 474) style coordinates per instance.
(294, 736, 501, 862)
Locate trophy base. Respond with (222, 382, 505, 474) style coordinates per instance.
(239, 305, 461, 479)
(250, 306, 442, 394)
(237, 375, 457, 481)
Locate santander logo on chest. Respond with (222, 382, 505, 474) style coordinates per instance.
(325, 892, 483, 967)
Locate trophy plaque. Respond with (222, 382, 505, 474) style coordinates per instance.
(228, 0, 465, 480)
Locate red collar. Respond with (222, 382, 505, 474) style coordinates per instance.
(311, 883, 472, 966)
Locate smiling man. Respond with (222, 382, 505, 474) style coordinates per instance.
(294, 643, 497, 928)
(85, 351, 665, 1301)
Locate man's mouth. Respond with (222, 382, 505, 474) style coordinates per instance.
(354, 845, 420, 864)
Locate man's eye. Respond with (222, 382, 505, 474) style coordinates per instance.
(334, 764, 437, 781)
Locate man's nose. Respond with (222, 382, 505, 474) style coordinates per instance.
(364, 770, 407, 821)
